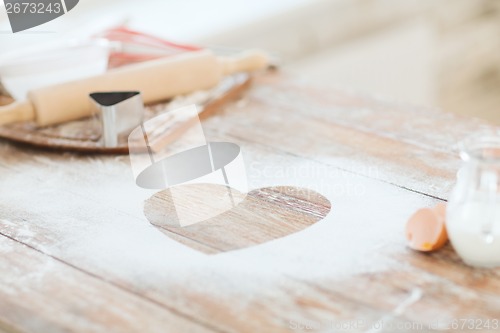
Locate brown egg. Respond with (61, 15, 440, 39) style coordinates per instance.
(405, 203, 448, 252)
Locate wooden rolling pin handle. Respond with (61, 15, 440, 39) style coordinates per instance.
(219, 49, 270, 75)
(0, 101, 35, 126)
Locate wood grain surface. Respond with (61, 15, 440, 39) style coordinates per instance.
(145, 185, 331, 254)
(1, 72, 499, 333)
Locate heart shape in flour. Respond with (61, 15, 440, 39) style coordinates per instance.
(144, 184, 331, 254)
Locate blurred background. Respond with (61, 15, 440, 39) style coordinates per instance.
(1, 0, 499, 123)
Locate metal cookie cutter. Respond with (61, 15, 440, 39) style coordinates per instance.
(90, 91, 144, 147)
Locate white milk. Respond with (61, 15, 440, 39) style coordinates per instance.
(447, 201, 500, 267)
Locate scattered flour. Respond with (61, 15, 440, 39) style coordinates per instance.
(0, 150, 438, 318)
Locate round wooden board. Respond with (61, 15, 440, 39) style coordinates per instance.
(0, 74, 251, 154)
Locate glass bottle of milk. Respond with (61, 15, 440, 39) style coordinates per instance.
(447, 135, 500, 268)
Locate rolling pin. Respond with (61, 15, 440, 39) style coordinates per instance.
(0, 49, 270, 127)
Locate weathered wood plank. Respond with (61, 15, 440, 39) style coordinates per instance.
(200, 73, 498, 199)
(1, 142, 494, 332)
(1, 73, 475, 203)
(146, 185, 331, 253)
(1, 73, 500, 332)
(0, 144, 444, 332)
(0, 234, 214, 333)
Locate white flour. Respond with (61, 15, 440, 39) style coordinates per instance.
(0, 139, 444, 325)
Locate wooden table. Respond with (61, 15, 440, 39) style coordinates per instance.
(1, 73, 499, 333)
